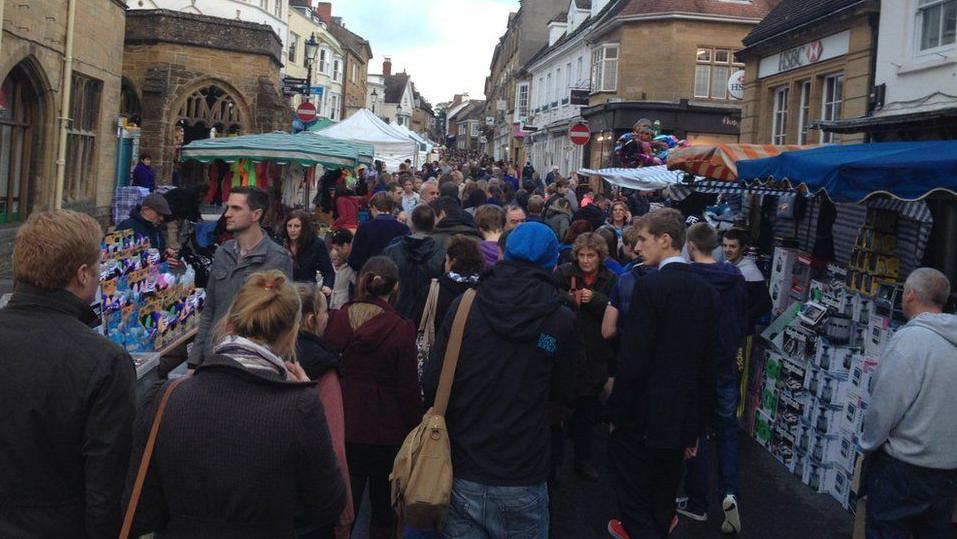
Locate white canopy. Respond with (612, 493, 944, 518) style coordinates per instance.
(578, 165, 701, 191)
(315, 109, 418, 170)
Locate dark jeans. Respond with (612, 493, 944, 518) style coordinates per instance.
(443, 478, 549, 538)
(609, 427, 685, 539)
(571, 395, 599, 466)
(683, 371, 741, 512)
(864, 450, 957, 539)
(346, 442, 399, 530)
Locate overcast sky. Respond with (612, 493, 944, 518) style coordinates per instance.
(331, 0, 520, 105)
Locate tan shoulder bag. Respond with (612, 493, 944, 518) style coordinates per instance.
(390, 288, 476, 531)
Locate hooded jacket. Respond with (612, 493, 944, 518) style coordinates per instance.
(325, 298, 421, 446)
(289, 234, 334, 288)
(690, 262, 748, 374)
(543, 207, 570, 242)
(861, 312, 957, 469)
(423, 262, 582, 486)
(478, 240, 500, 268)
(430, 215, 482, 249)
(383, 234, 446, 323)
(116, 206, 166, 252)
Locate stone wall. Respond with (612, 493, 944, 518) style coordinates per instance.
(123, 10, 290, 184)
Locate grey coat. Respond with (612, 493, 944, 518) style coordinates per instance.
(188, 234, 293, 367)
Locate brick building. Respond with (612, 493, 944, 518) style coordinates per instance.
(582, 0, 776, 168)
(736, 0, 879, 145)
(122, 10, 290, 185)
(0, 0, 127, 279)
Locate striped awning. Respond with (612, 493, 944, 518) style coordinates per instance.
(578, 165, 697, 191)
(667, 144, 812, 181)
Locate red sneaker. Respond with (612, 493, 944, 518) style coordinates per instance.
(669, 513, 680, 534)
(607, 519, 631, 539)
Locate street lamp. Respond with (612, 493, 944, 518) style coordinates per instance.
(303, 33, 319, 102)
(371, 88, 378, 114)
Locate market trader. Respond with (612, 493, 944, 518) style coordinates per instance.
(861, 267, 957, 539)
(0, 210, 136, 537)
(187, 186, 293, 368)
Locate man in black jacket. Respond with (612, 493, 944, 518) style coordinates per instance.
(0, 210, 136, 537)
(348, 192, 410, 273)
(429, 196, 482, 249)
(383, 204, 445, 323)
(607, 208, 720, 539)
(423, 222, 582, 538)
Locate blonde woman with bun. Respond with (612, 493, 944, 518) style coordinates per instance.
(122, 270, 345, 537)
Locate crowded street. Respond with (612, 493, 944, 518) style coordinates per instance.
(3, 0, 957, 538)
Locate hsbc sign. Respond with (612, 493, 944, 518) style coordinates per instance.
(758, 30, 850, 78)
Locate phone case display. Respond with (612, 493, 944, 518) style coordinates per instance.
(745, 264, 901, 511)
(847, 209, 901, 297)
(99, 229, 206, 353)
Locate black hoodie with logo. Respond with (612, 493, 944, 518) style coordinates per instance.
(423, 262, 582, 486)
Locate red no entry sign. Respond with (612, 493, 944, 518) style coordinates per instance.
(296, 102, 318, 123)
(569, 122, 591, 145)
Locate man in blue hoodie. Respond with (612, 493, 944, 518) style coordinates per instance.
(861, 268, 957, 539)
(677, 222, 748, 534)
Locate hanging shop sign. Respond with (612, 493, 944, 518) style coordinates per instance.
(758, 30, 850, 79)
(728, 70, 746, 100)
(570, 89, 590, 106)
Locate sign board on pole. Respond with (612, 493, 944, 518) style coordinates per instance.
(569, 122, 590, 145)
(570, 89, 589, 106)
(296, 102, 318, 123)
(728, 70, 746, 100)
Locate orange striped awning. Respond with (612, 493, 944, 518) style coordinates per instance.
(666, 144, 812, 181)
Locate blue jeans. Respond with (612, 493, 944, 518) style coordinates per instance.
(683, 371, 740, 513)
(864, 450, 957, 539)
(442, 478, 549, 539)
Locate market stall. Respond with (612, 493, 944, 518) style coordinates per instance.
(314, 108, 419, 170)
(710, 141, 957, 514)
(577, 165, 697, 191)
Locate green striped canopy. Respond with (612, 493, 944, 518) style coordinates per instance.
(179, 131, 374, 169)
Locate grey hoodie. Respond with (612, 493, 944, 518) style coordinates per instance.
(861, 312, 957, 469)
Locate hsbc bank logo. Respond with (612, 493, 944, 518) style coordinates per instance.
(805, 41, 823, 62)
(778, 39, 825, 72)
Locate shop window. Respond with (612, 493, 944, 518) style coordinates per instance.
(65, 74, 102, 203)
(260, 0, 267, 9)
(0, 65, 39, 224)
(288, 32, 299, 64)
(330, 93, 339, 121)
(821, 73, 844, 144)
(772, 85, 789, 144)
(471, 122, 479, 137)
(797, 80, 812, 145)
(274, 0, 282, 18)
(694, 47, 741, 100)
(590, 44, 618, 93)
(351, 63, 358, 83)
(918, 0, 957, 51)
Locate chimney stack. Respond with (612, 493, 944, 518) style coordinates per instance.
(383, 57, 392, 76)
(314, 2, 332, 24)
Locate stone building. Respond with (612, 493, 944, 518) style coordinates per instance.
(0, 0, 126, 278)
(327, 17, 372, 120)
(582, 0, 776, 169)
(122, 9, 290, 185)
(736, 0, 879, 145)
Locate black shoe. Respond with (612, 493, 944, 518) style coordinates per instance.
(575, 462, 600, 481)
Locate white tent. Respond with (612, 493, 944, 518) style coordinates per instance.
(578, 165, 701, 191)
(315, 109, 418, 170)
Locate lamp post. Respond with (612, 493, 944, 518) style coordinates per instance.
(371, 88, 378, 114)
(303, 33, 319, 103)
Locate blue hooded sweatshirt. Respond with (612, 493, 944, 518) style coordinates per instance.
(690, 262, 748, 374)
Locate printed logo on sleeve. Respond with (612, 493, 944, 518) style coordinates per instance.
(537, 333, 557, 355)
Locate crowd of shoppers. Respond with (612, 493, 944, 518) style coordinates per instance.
(3, 147, 955, 539)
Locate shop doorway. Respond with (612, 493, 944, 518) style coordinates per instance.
(0, 62, 43, 224)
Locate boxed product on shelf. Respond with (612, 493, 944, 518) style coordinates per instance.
(807, 397, 843, 436)
(789, 254, 815, 305)
(839, 390, 870, 435)
(811, 264, 851, 314)
(865, 313, 892, 357)
(770, 247, 805, 313)
(783, 325, 818, 360)
(849, 354, 880, 395)
(826, 465, 854, 509)
(760, 381, 780, 420)
(754, 410, 774, 448)
(801, 457, 830, 494)
(816, 371, 850, 408)
(815, 341, 854, 374)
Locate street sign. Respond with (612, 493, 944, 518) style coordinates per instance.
(569, 122, 590, 145)
(296, 102, 318, 123)
(728, 70, 746, 100)
(570, 89, 589, 106)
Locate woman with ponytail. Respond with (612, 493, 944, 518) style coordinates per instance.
(122, 270, 345, 537)
(325, 256, 421, 539)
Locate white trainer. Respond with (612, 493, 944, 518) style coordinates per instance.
(721, 494, 741, 534)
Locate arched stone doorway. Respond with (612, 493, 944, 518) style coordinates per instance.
(0, 61, 44, 224)
(174, 84, 246, 185)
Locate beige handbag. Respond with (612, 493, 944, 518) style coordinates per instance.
(390, 288, 476, 531)
(415, 279, 441, 381)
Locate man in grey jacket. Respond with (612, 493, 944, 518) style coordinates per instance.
(861, 267, 957, 538)
(188, 186, 292, 368)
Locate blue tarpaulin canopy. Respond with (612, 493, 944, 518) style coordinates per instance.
(735, 141, 957, 203)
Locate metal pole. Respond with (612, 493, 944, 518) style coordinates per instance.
(53, 0, 78, 209)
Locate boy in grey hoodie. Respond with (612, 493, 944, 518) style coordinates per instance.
(861, 267, 957, 538)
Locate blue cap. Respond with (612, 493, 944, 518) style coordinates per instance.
(505, 222, 559, 270)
